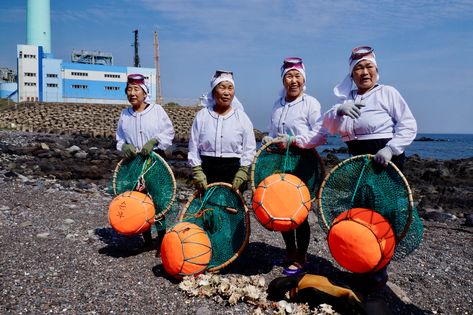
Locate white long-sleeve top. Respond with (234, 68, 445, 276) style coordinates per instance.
(268, 94, 327, 148)
(323, 84, 417, 155)
(116, 103, 175, 151)
(188, 107, 256, 167)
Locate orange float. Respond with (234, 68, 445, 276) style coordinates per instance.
(108, 191, 155, 236)
(328, 208, 395, 273)
(252, 173, 311, 232)
(160, 222, 212, 279)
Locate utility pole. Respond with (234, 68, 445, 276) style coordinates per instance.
(154, 30, 163, 105)
(133, 30, 140, 67)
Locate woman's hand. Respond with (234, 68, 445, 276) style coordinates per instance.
(374, 146, 393, 167)
(192, 166, 208, 191)
(140, 138, 158, 156)
(337, 101, 362, 119)
(232, 166, 249, 191)
(122, 143, 137, 160)
(261, 136, 273, 145)
(273, 134, 295, 149)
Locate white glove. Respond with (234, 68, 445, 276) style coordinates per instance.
(261, 136, 273, 145)
(337, 101, 363, 119)
(273, 134, 295, 149)
(374, 146, 393, 167)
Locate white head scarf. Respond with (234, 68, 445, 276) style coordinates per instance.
(201, 70, 244, 111)
(279, 57, 307, 98)
(333, 48, 379, 101)
(126, 74, 151, 103)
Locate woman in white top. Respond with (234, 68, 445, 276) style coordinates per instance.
(264, 57, 326, 276)
(323, 46, 417, 170)
(188, 70, 256, 192)
(115, 73, 175, 250)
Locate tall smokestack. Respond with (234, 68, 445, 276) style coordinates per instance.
(27, 0, 51, 53)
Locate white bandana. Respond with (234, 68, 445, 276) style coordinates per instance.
(333, 54, 379, 101)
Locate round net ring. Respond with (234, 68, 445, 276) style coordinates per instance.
(250, 137, 325, 202)
(112, 151, 177, 220)
(178, 182, 251, 272)
(317, 154, 422, 259)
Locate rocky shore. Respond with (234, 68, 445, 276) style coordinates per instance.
(0, 129, 472, 314)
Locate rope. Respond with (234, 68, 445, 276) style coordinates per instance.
(350, 155, 371, 207)
(282, 136, 293, 174)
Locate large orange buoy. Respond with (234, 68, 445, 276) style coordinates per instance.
(252, 173, 311, 232)
(160, 222, 212, 280)
(328, 208, 395, 273)
(108, 191, 155, 236)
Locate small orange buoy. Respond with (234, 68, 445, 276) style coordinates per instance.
(108, 191, 155, 236)
(160, 222, 212, 280)
(252, 173, 311, 232)
(328, 208, 395, 273)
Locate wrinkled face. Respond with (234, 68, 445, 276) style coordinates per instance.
(283, 69, 305, 101)
(213, 81, 235, 107)
(126, 84, 147, 107)
(352, 60, 378, 94)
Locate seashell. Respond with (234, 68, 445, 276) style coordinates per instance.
(228, 292, 242, 305)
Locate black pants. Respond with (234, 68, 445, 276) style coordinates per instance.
(346, 138, 405, 171)
(201, 156, 240, 184)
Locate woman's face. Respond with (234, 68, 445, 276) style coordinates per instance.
(352, 60, 378, 94)
(283, 69, 305, 101)
(126, 84, 147, 108)
(213, 81, 235, 108)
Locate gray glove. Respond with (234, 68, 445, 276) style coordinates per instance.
(337, 101, 363, 119)
(122, 143, 137, 160)
(192, 166, 208, 191)
(374, 146, 393, 167)
(261, 136, 273, 145)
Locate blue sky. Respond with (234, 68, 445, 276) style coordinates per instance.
(1, 0, 472, 133)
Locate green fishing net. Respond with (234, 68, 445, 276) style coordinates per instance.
(179, 183, 250, 271)
(111, 152, 178, 225)
(251, 141, 325, 200)
(318, 154, 423, 260)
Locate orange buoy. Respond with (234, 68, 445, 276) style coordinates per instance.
(328, 208, 395, 273)
(108, 191, 155, 236)
(252, 173, 311, 232)
(160, 222, 212, 279)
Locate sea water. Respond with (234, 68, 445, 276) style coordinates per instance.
(318, 133, 473, 160)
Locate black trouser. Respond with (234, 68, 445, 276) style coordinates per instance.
(281, 218, 310, 261)
(201, 156, 240, 185)
(346, 138, 405, 171)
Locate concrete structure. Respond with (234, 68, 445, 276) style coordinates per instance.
(11, 0, 157, 104)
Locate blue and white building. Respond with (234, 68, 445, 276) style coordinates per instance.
(11, 0, 156, 104)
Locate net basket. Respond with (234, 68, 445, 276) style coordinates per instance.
(178, 182, 250, 272)
(111, 152, 177, 222)
(250, 140, 325, 201)
(318, 154, 423, 259)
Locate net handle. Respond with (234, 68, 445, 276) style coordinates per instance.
(178, 182, 251, 272)
(317, 154, 414, 243)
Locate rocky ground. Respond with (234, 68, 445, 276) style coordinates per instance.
(0, 130, 472, 314)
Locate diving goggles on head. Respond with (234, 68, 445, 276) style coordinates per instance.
(350, 46, 374, 62)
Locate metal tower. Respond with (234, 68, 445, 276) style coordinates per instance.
(133, 30, 140, 67)
(154, 31, 163, 105)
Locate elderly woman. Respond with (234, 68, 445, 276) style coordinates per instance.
(323, 46, 417, 170)
(323, 46, 417, 293)
(263, 57, 326, 275)
(116, 73, 175, 249)
(188, 70, 256, 191)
